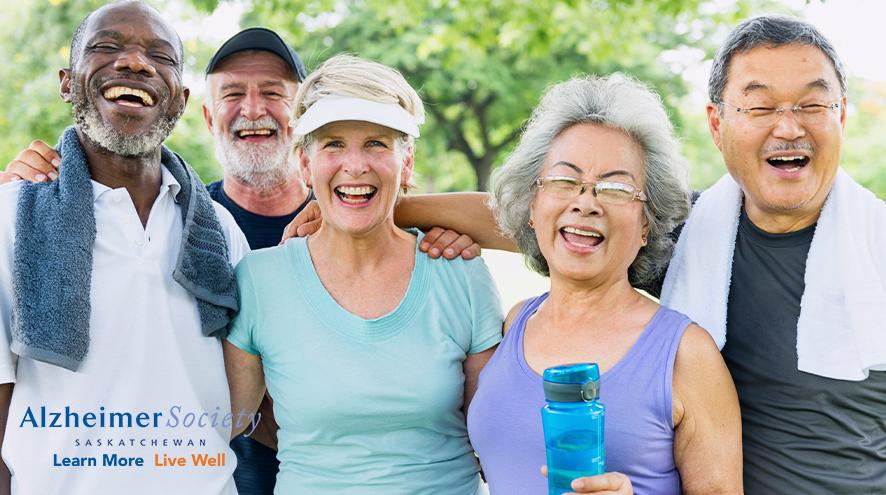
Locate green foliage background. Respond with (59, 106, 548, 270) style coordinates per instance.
(2, 0, 884, 199)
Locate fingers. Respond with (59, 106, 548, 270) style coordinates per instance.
(7, 146, 59, 182)
(0, 171, 24, 185)
(419, 227, 447, 257)
(280, 200, 320, 244)
(295, 219, 322, 237)
(420, 228, 479, 260)
(29, 140, 61, 168)
(569, 472, 632, 494)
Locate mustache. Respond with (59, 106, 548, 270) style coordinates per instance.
(230, 116, 281, 133)
(763, 141, 815, 155)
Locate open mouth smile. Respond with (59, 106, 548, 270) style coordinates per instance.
(766, 155, 810, 173)
(334, 185, 378, 205)
(560, 225, 604, 251)
(102, 85, 156, 107)
(235, 128, 277, 140)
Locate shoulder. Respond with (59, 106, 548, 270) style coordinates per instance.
(237, 239, 299, 277)
(502, 298, 530, 336)
(673, 323, 730, 392)
(0, 181, 22, 209)
(0, 182, 21, 256)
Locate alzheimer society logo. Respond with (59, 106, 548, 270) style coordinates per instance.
(18, 405, 260, 468)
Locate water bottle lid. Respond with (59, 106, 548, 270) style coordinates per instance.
(542, 363, 601, 402)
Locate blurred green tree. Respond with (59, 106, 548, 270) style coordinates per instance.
(227, 0, 759, 191)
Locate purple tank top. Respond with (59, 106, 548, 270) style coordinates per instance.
(467, 293, 691, 495)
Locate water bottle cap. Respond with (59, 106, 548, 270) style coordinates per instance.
(542, 363, 601, 403)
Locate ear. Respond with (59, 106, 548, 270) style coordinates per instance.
(839, 95, 848, 130)
(202, 102, 213, 133)
(59, 68, 72, 103)
(706, 102, 724, 152)
(298, 147, 312, 188)
(182, 86, 190, 107)
(399, 145, 415, 188)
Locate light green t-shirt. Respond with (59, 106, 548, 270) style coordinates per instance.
(227, 231, 504, 494)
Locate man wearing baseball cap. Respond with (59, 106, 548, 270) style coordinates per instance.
(203, 27, 311, 495)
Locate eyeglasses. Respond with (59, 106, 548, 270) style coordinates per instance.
(716, 100, 841, 128)
(534, 175, 647, 205)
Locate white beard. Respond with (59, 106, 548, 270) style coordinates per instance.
(212, 116, 297, 192)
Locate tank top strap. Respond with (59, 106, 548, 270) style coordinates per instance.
(604, 306, 692, 426)
(498, 293, 550, 357)
(628, 306, 692, 367)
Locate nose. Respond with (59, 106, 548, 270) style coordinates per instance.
(241, 88, 267, 121)
(342, 147, 370, 177)
(113, 48, 157, 77)
(770, 108, 807, 141)
(571, 186, 602, 216)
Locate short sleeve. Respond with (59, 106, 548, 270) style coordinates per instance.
(465, 257, 505, 354)
(0, 183, 22, 383)
(225, 257, 261, 356)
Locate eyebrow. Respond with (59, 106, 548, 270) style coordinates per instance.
(807, 78, 833, 92)
(741, 79, 835, 97)
(551, 161, 637, 181)
(87, 30, 178, 58)
(741, 81, 769, 95)
(219, 81, 289, 92)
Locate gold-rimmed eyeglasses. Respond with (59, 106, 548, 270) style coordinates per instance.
(534, 176, 647, 205)
(716, 100, 841, 128)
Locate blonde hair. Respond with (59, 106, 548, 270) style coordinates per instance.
(293, 54, 425, 149)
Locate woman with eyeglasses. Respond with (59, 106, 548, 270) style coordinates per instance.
(466, 75, 743, 494)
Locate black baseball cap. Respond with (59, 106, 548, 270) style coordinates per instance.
(205, 27, 307, 81)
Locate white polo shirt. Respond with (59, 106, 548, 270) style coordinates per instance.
(0, 166, 248, 495)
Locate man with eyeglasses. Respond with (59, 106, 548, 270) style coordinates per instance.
(296, 14, 885, 493)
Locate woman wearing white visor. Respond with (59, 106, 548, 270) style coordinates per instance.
(223, 54, 503, 494)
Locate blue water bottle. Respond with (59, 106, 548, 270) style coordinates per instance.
(541, 363, 605, 495)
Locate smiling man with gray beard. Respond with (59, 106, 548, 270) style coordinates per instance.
(0, 2, 249, 494)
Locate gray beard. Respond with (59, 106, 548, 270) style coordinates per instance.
(70, 79, 182, 157)
(212, 127, 296, 192)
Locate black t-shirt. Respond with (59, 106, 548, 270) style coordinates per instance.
(207, 180, 313, 250)
(722, 209, 886, 493)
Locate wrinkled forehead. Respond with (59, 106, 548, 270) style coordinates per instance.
(724, 44, 841, 98)
(85, 2, 180, 55)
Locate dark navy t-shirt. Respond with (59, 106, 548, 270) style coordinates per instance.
(207, 180, 313, 250)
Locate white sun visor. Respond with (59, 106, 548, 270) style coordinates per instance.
(291, 97, 420, 137)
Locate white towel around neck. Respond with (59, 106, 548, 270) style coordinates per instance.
(661, 169, 886, 381)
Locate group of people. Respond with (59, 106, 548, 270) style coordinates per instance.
(0, 1, 882, 494)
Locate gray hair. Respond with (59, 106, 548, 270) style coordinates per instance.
(491, 74, 691, 285)
(709, 15, 847, 103)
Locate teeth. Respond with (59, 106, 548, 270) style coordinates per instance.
(102, 86, 154, 106)
(336, 186, 376, 195)
(562, 226, 601, 237)
(783, 167, 801, 172)
(237, 129, 273, 137)
(770, 156, 805, 162)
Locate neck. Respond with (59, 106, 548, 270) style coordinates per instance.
(545, 273, 644, 322)
(222, 172, 309, 216)
(308, 220, 413, 273)
(743, 201, 822, 234)
(78, 129, 162, 227)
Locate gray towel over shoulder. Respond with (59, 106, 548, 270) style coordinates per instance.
(11, 127, 238, 371)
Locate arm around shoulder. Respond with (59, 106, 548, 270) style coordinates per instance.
(395, 193, 516, 251)
(672, 324, 742, 495)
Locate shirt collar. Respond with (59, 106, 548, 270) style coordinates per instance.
(90, 165, 182, 203)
